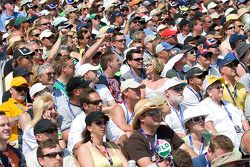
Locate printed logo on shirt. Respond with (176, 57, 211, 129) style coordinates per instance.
(156, 139, 172, 158)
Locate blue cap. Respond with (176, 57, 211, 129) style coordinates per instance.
(229, 33, 247, 45)
(217, 52, 239, 68)
(161, 42, 174, 50)
(110, 11, 123, 21)
(76, 22, 88, 31)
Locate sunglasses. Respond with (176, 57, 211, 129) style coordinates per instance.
(46, 72, 55, 77)
(225, 62, 237, 68)
(93, 119, 107, 126)
(206, 20, 212, 24)
(142, 11, 149, 15)
(144, 63, 152, 68)
(116, 39, 126, 43)
(238, 25, 243, 28)
(191, 116, 205, 123)
(131, 58, 143, 62)
(43, 151, 64, 158)
(44, 36, 54, 40)
(171, 86, 184, 92)
(145, 109, 161, 117)
(14, 86, 29, 92)
(41, 22, 51, 26)
(132, 21, 140, 24)
(227, 26, 235, 30)
(32, 33, 40, 37)
(88, 99, 102, 105)
(188, 50, 196, 55)
(35, 49, 43, 53)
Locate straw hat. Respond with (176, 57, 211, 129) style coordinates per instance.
(132, 97, 165, 130)
(6, 36, 23, 55)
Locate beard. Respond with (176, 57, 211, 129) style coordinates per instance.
(169, 95, 184, 105)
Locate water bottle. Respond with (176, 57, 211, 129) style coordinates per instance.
(128, 160, 136, 167)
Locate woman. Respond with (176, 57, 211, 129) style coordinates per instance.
(219, 20, 235, 56)
(183, 106, 211, 155)
(200, 75, 250, 152)
(22, 92, 61, 154)
(75, 111, 128, 167)
(141, 57, 168, 99)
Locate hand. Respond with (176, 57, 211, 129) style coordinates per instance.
(25, 103, 33, 111)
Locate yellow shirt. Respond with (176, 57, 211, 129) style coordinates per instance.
(0, 98, 26, 141)
(222, 81, 247, 111)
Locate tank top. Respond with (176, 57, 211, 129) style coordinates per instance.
(144, 80, 168, 99)
(120, 102, 134, 125)
(87, 142, 123, 167)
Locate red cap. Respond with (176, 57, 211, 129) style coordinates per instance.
(160, 28, 177, 39)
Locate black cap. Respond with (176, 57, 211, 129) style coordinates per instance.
(56, 21, 73, 30)
(13, 47, 34, 59)
(66, 76, 90, 93)
(34, 119, 57, 135)
(236, 42, 250, 59)
(13, 67, 33, 77)
(185, 67, 208, 80)
(178, 18, 190, 29)
(85, 111, 109, 126)
(2, 0, 15, 5)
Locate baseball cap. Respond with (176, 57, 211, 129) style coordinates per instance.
(2, 0, 15, 5)
(45, 3, 58, 10)
(75, 63, 99, 76)
(207, 2, 217, 10)
(210, 12, 220, 19)
(29, 83, 48, 98)
(39, 29, 53, 40)
(203, 75, 224, 92)
(157, 24, 167, 32)
(178, 18, 190, 29)
(155, 42, 174, 54)
(229, 33, 247, 46)
(150, 8, 161, 17)
(13, 67, 33, 77)
(85, 111, 109, 126)
(120, 79, 146, 93)
(185, 67, 208, 80)
(13, 47, 34, 59)
(123, 47, 138, 62)
(86, 13, 98, 20)
(144, 35, 156, 44)
(168, 1, 178, 9)
(164, 77, 187, 90)
(236, 42, 250, 59)
(56, 21, 73, 30)
(160, 28, 177, 39)
(52, 17, 68, 27)
(14, 16, 30, 26)
(183, 105, 208, 123)
(196, 49, 213, 58)
(217, 52, 239, 68)
(237, 7, 249, 18)
(34, 119, 57, 135)
(66, 77, 90, 93)
(76, 22, 89, 31)
(64, 5, 77, 15)
(110, 11, 123, 21)
(10, 76, 28, 87)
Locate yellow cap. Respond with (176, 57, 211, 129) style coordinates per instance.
(11, 76, 28, 87)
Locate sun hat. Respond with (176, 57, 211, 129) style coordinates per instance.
(64, 5, 77, 15)
(39, 29, 53, 40)
(164, 77, 187, 90)
(237, 7, 249, 18)
(6, 36, 23, 55)
(120, 79, 145, 93)
(183, 105, 208, 124)
(164, 53, 185, 71)
(75, 63, 99, 76)
(203, 75, 224, 92)
(132, 97, 165, 130)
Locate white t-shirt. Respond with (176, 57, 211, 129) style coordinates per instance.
(200, 98, 245, 149)
(95, 83, 115, 106)
(22, 124, 37, 155)
(182, 86, 202, 107)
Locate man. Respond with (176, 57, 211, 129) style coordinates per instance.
(98, 53, 122, 103)
(110, 79, 145, 134)
(37, 139, 63, 167)
(110, 11, 124, 28)
(177, 18, 191, 44)
(192, 135, 234, 167)
(155, 42, 174, 65)
(123, 98, 197, 167)
(36, 16, 52, 31)
(182, 67, 208, 107)
(111, 32, 126, 62)
(64, 5, 77, 26)
(57, 77, 90, 142)
(190, 18, 204, 37)
(0, 76, 29, 145)
(67, 88, 126, 152)
(0, 0, 26, 32)
(164, 77, 187, 137)
(54, 56, 75, 95)
(37, 63, 56, 87)
(218, 52, 247, 111)
(122, 47, 146, 82)
(25, 119, 77, 167)
(0, 111, 26, 166)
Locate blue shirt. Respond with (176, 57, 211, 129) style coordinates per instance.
(0, 11, 26, 32)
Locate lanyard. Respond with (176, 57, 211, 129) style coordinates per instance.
(225, 84, 237, 105)
(67, 101, 76, 118)
(130, 67, 145, 82)
(122, 100, 134, 124)
(15, 103, 26, 112)
(139, 128, 158, 154)
(187, 86, 202, 102)
(90, 140, 113, 166)
(188, 134, 204, 155)
(205, 154, 211, 167)
(221, 101, 233, 121)
(173, 106, 184, 129)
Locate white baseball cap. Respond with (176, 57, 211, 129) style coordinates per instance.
(164, 77, 187, 90)
(183, 105, 208, 123)
(121, 79, 146, 92)
(207, 2, 218, 10)
(39, 29, 53, 40)
(29, 83, 48, 98)
(75, 63, 99, 76)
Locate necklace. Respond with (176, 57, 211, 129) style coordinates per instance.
(90, 140, 113, 166)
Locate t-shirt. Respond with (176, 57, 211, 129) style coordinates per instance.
(123, 125, 184, 162)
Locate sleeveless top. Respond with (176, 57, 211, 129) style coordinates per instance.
(120, 102, 134, 125)
(87, 142, 122, 167)
(144, 80, 168, 99)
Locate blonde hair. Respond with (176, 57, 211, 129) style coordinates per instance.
(30, 92, 54, 128)
(148, 57, 164, 75)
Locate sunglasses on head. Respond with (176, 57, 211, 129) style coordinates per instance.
(43, 151, 64, 158)
(88, 99, 102, 105)
(191, 116, 205, 123)
(145, 109, 161, 117)
(14, 86, 29, 92)
(93, 119, 107, 126)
